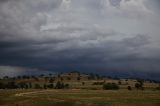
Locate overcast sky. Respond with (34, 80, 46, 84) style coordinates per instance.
(0, 0, 160, 79)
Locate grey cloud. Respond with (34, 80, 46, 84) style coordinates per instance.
(109, 0, 121, 7)
(0, 0, 160, 79)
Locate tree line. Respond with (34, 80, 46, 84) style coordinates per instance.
(0, 81, 69, 89)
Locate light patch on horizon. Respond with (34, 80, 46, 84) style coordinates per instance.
(0, 65, 54, 77)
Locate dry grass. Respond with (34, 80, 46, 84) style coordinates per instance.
(0, 89, 160, 106)
(0, 75, 159, 106)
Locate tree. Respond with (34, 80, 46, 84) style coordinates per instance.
(47, 84, 54, 89)
(22, 75, 29, 79)
(3, 76, 9, 80)
(17, 76, 21, 80)
(18, 82, 28, 89)
(44, 84, 47, 89)
(135, 83, 140, 89)
(156, 84, 160, 90)
(31, 75, 35, 78)
(34, 84, 41, 89)
(118, 80, 122, 85)
(103, 83, 119, 90)
(6, 81, 18, 89)
(39, 74, 44, 77)
(64, 84, 69, 89)
(55, 81, 64, 89)
(82, 82, 85, 86)
(44, 77, 49, 82)
(0, 82, 5, 89)
(58, 74, 61, 78)
(67, 77, 71, 81)
(60, 77, 64, 81)
(34, 77, 39, 82)
(49, 78, 54, 83)
(49, 73, 52, 77)
(29, 82, 32, 88)
(96, 74, 100, 80)
(135, 81, 144, 90)
(92, 82, 104, 85)
(77, 77, 80, 81)
(128, 86, 132, 90)
(89, 73, 95, 80)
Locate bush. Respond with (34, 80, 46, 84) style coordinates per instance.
(67, 77, 71, 80)
(49, 78, 54, 83)
(103, 83, 119, 90)
(77, 77, 80, 81)
(48, 84, 54, 88)
(128, 86, 132, 90)
(92, 82, 104, 85)
(64, 84, 69, 89)
(18, 82, 28, 89)
(156, 87, 160, 90)
(156, 84, 160, 90)
(0, 82, 5, 89)
(135, 82, 144, 90)
(118, 80, 121, 85)
(34, 84, 41, 89)
(0, 81, 19, 89)
(44, 84, 47, 89)
(55, 81, 64, 89)
(29, 82, 32, 88)
(82, 82, 85, 86)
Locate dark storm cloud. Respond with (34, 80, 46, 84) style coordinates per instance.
(0, 0, 160, 79)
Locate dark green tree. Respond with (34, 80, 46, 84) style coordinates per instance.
(103, 83, 119, 90)
(48, 84, 54, 89)
(6, 81, 18, 89)
(128, 86, 132, 90)
(55, 81, 64, 89)
(82, 82, 85, 86)
(34, 84, 41, 89)
(44, 84, 47, 89)
(29, 82, 32, 88)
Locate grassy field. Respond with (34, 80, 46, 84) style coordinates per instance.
(0, 89, 160, 106)
(0, 72, 160, 106)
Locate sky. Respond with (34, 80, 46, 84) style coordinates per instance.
(0, 0, 160, 80)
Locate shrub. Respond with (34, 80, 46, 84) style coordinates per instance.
(92, 82, 104, 85)
(0, 82, 5, 89)
(60, 77, 64, 81)
(18, 82, 28, 89)
(90, 87, 98, 90)
(34, 77, 39, 82)
(156, 87, 160, 90)
(0, 81, 19, 89)
(118, 80, 122, 85)
(135, 82, 144, 90)
(44, 84, 47, 89)
(48, 84, 54, 88)
(82, 82, 85, 86)
(55, 81, 64, 89)
(103, 83, 119, 90)
(29, 82, 32, 88)
(77, 77, 80, 81)
(49, 78, 54, 83)
(128, 86, 132, 90)
(44, 77, 49, 82)
(67, 77, 71, 80)
(34, 84, 41, 89)
(156, 84, 160, 90)
(64, 84, 69, 89)
(6, 81, 18, 89)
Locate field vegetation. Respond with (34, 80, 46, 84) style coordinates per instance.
(0, 71, 160, 106)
